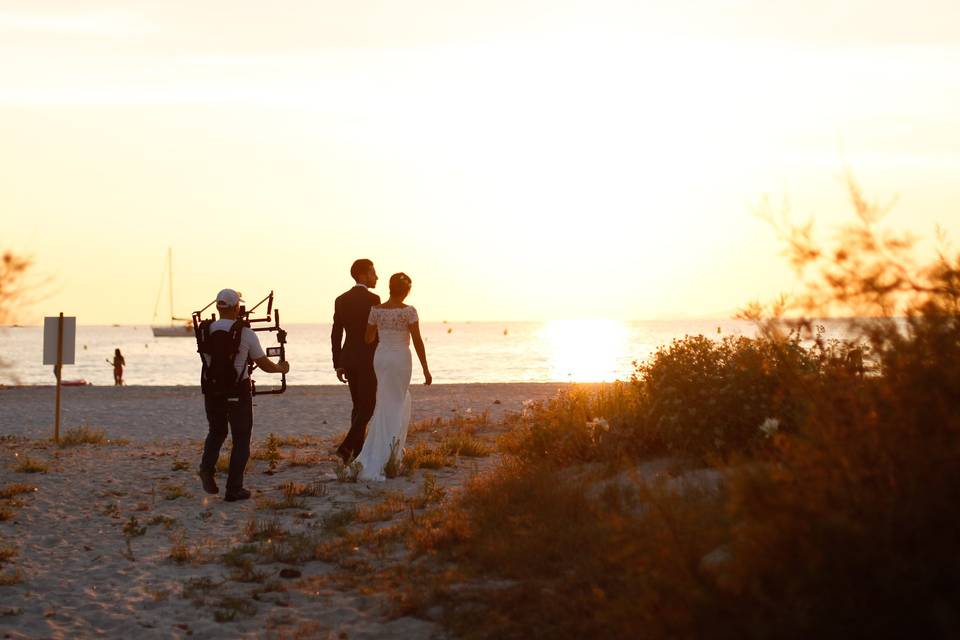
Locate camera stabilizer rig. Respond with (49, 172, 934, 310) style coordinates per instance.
(192, 291, 288, 396)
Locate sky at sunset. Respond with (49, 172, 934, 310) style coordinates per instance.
(2, 1, 959, 324)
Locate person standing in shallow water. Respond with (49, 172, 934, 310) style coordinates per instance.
(109, 348, 125, 385)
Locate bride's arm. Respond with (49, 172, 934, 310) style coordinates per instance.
(365, 307, 378, 344)
(409, 323, 432, 385)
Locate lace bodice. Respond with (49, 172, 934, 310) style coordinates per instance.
(368, 305, 419, 348)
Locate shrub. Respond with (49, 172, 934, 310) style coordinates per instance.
(397, 181, 960, 639)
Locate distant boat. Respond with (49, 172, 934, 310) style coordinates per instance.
(151, 248, 193, 338)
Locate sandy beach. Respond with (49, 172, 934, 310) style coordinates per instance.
(0, 383, 567, 639)
(0, 384, 566, 442)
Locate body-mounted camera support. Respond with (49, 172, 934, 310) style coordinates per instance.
(192, 291, 288, 396)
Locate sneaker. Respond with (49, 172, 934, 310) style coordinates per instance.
(224, 487, 251, 502)
(197, 468, 218, 495)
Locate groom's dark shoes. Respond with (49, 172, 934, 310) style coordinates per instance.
(197, 468, 218, 494)
(224, 487, 251, 502)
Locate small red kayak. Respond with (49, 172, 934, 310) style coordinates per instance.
(61, 379, 90, 387)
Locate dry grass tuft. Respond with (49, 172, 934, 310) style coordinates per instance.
(255, 494, 307, 511)
(321, 507, 357, 534)
(334, 458, 361, 483)
(356, 491, 407, 524)
(168, 534, 206, 564)
(272, 434, 322, 448)
(58, 426, 109, 447)
(0, 483, 34, 500)
(147, 514, 178, 529)
(440, 432, 491, 458)
(213, 596, 257, 623)
(286, 452, 322, 467)
(280, 480, 327, 498)
(0, 571, 23, 586)
(401, 443, 452, 475)
(12, 455, 47, 474)
(159, 484, 190, 501)
(383, 439, 403, 479)
(243, 518, 287, 543)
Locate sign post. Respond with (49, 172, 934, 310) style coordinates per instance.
(43, 314, 76, 444)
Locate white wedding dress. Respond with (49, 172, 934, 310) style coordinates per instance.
(356, 305, 418, 481)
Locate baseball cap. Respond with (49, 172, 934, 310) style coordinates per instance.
(215, 289, 243, 308)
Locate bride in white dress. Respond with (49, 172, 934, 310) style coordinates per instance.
(356, 272, 432, 481)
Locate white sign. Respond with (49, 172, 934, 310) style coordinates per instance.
(43, 316, 77, 365)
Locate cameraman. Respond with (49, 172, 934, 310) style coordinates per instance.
(197, 289, 290, 502)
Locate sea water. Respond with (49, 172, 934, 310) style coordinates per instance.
(0, 320, 854, 387)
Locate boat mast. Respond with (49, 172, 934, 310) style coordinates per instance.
(168, 247, 174, 325)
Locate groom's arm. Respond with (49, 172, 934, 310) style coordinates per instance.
(331, 299, 344, 371)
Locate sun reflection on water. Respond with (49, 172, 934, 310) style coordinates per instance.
(541, 319, 629, 382)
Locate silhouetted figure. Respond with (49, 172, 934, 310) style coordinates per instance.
(332, 259, 380, 462)
(109, 348, 125, 386)
(845, 347, 865, 377)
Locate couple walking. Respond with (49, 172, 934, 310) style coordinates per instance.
(332, 259, 432, 481)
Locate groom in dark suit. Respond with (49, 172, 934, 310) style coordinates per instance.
(331, 259, 380, 462)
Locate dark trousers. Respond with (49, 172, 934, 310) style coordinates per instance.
(336, 364, 376, 461)
(200, 387, 253, 491)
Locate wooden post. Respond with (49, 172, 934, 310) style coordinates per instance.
(54, 312, 63, 444)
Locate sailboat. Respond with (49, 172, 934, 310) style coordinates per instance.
(151, 248, 193, 337)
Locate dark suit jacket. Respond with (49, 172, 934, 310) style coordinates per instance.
(331, 286, 380, 370)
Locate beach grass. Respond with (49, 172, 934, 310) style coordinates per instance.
(159, 484, 190, 501)
(321, 507, 357, 534)
(58, 426, 108, 447)
(255, 494, 307, 511)
(12, 455, 47, 474)
(0, 572, 23, 586)
(439, 431, 491, 458)
(334, 458, 361, 483)
(280, 480, 327, 498)
(400, 443, 452, 475)
(213, 596, 257, 623)
(0, 483, 34, 500)
(243, 518, 287, 543)
(286, 452, 322, 467)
